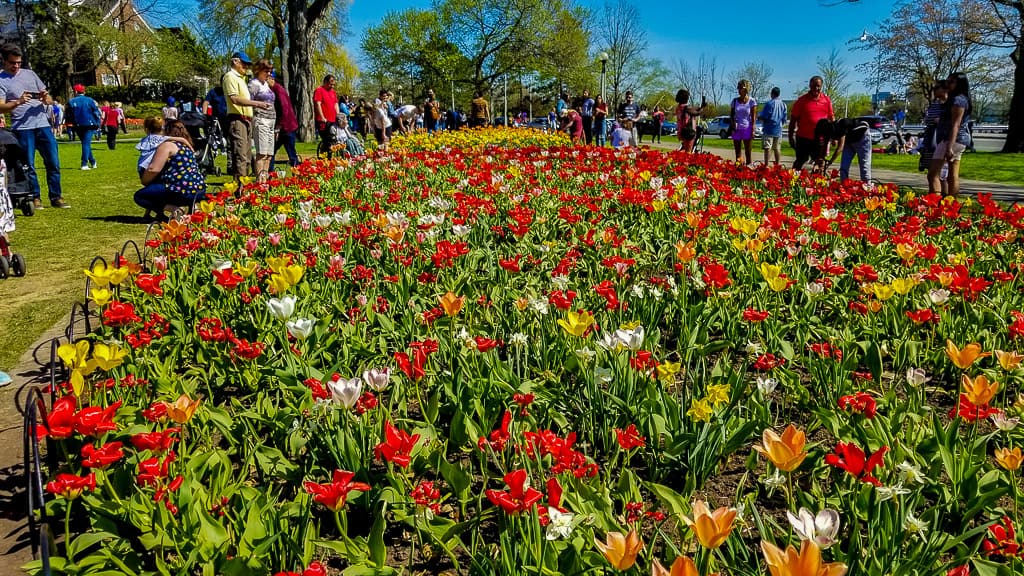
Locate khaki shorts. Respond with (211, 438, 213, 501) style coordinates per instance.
(762, 135, 782, 150)
(933, 140, 967, 162)
(228, 117, 252, 177)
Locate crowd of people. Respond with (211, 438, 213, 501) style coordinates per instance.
(0, 35, 981, 228)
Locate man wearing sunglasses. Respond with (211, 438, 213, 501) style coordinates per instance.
(0, 43, 68, 209)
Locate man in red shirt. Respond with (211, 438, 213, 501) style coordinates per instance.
(313, 74, 338, 156)
(788, 76, 834, 171)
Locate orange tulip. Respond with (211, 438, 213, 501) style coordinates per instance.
(995, 350, 1024, 371)
(166, 394, 201, 424)
(675, 240, 696, 263)
(996, 447, 1023, 471)
(761, 539, 847, 576)
(439, 292, 465, 317)
(754, 424, 808, 472)
(652, 556, 716, 576)
(946, 340, 990, 370)
(595, 530, 643, 570)
(962, 374, 998, 406)
(683, 500, 737, 549)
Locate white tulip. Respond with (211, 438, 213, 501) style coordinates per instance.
(786, 507, 840, 549)
(286, 317, 316, 340)
(756, 376, 778, 395)
(452, 224, 472, 237)
(362, 367, 391, 392)
(266, 296, 297, 321)
(314, 214, 334, 228)
(334, 211, 353, 225)
(928, 288, 951, 305)
(545, 507, 574, 540)
(327, 376, 362, 409)
(614, 326, 645, 351)
(896, 461, 927, 485)
(906, 367, 930, 387)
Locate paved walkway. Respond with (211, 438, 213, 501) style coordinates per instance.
(645, 141, 1024, 201)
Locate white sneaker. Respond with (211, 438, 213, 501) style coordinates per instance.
(91, 161, 98, 169)
(80, 165, 91, 170)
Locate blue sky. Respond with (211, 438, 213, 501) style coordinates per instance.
(344, 0, 896, 98)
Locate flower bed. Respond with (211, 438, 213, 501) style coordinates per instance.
(31, 130, 1024, 575)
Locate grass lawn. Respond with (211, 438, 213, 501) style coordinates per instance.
(690, 135, 1024, 185)
(0, 138, 318, 371)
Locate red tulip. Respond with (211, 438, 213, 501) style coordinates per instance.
(81, 441, 125, 469)
(46, 472, 96, 500)
(824, 441, 888, 486)
(615, 424, 646, 450)
(36, 395, 77, 439)
(374, 421, 420, 468)
(485, 469, 543, 514)
(304, 470, 371, 511)
(74, 400, 121, 437)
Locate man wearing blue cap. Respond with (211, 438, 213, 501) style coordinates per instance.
(222, 52, 271, 185)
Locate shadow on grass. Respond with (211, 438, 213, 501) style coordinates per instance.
(82, 215, 156, 225)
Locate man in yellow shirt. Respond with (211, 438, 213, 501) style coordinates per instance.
(222, 52, 270, 185)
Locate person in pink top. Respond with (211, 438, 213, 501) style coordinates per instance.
(268, 72, 299, 170)
(788, 75, 835, 171)
(566, 109, 584, 145)
(101, 100, 120, 150)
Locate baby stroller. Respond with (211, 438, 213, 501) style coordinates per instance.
(0, 154, 26, 278)
(0, 129, 36, 216)
(180, 110, 223, 176)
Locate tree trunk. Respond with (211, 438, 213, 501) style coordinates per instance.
(1002, 31, 1024, 153)
(273, 13, 289, 88)
(286, 2, 315, 141)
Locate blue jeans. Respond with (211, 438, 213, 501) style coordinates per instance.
(272, 130, 299, 171)
(134, 183, 205, 214)
(840, 134, 872, 182)
(15, 127, 62, 202)
(75, 127, 97, 166)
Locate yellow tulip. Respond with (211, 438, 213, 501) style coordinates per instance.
(58, 341, 91, 371)
(439, 292, 465, 317)
(651, 200, 667, 212)
(754, 424, 808, 472)
(557, 310, 595, 338)
(946, 340, 990, 370)
(236, 261, 259, 278)
(91, 343, 127, 372)
(729, 216, 759, 236)
(89, 287, 113, 307)
(657, 361, 681, 384)
(595, 530, 643, 571)
(935, 271, 955, 287)
(895, 243, 916, 261)
(890, 277, 917, 295)
(84, 262, 113, 287)
(766, 275, 790, 292)
(870, 283, 895, 301)
(683, 500, 737, 549)
(996, 447, 1023, 471)
(652, 556, 710, 576)
(962, 374, 998, 406)
(732, 238, 748, 252)
(280, 264, 305, 286)
(759, 263, 782, 281)
(685, 213, 702, 228)
(198, 200, 217, 213)
(995, 350, 1024, 371)
(761, 540, 847, 576)
(268, 274, 292, 295)
(864, 197, 885, 211)
(265, 256, 290, 274)
(514, 297, 529, 311)
(166, 394, 201, 424)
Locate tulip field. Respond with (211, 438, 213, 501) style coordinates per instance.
(28, 127, 1024, 575)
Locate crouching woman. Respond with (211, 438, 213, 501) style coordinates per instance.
(134, 119, 206, 222)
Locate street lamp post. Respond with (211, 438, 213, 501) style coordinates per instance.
(503, 74, 508, 127)
(599, 52, 609, 102)
(859, 30, 881, 114)
(397, 84, 403, 105)
(528, 84, 532, 120)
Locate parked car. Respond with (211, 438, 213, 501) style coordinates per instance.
(868, 128, 883, 145)
(706, 116, 763, 139)
(636, 118, 678, 138)
(525, 117, 553, 132)
(856, 116, 896, 138)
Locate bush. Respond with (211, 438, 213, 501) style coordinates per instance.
(126, 101, 165, 120)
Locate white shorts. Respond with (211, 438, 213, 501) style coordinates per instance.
(762, 135, 782, 150)
(253, 116, 276, 155)
(933, 140, 966, 162)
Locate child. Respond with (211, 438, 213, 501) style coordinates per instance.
(136, 117, 168, 175)
(611, 119, 635, 149)
(136, 117, 192, 175)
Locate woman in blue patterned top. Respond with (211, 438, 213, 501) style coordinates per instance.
(927, 72, 971, 196)
(134, 118, 206, 222)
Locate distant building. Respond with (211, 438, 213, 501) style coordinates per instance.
(0, 0, 154, 87)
